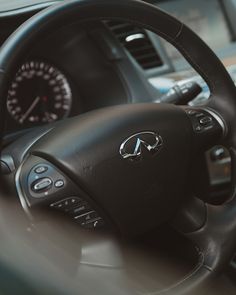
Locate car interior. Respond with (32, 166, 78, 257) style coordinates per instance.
(2, 0, 236, 294)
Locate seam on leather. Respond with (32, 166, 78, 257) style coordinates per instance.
(174, 23, 183, 40)
(153, 205, 214, 294)
(146, 247, 206, 294)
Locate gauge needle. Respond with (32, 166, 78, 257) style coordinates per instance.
(19, 96, 41, 124)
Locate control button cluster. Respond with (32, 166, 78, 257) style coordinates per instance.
(75, 210, 104, 229)
(22, 158, 105, 230)
(28, 163, 67, 199)
(199, 116, 212, 126)
(50, 197, 105, 229)
(186, 109, 216, 133)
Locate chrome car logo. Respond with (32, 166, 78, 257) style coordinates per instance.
(119, 132, 163, 160)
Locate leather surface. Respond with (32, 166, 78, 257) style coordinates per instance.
(29, 103, 193, 236)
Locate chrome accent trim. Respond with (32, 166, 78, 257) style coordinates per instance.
(205, 108, 227, 137)
(120, 131, 163, 160)
(74, 210, 95, 220)
(33, 177, 52, 191)
(125, 33, 145, 43)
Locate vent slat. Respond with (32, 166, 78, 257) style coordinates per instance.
(114, 30, 141, 41)
(105, 20, 163, 70)
(128, 45, 154, 54)
(134, 52, 159, 61)
(142, 61, 162, 69)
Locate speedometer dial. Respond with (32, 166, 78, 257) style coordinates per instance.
(7, 60, 72, 125)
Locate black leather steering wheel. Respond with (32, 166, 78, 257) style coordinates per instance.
(1, 0, 236, 294)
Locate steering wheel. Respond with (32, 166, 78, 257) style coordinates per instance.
(1, 0, 236, 294)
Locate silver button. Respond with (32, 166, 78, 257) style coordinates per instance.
(199, 116, 213, 126)
(34, 166, 48, 174)
(55, 180, 64, 188)
(33, 178, 52, 192)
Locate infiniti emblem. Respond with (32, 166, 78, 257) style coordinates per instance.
(119, 131, 163, 160)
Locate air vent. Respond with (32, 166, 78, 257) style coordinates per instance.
(105, 20, 163, 70)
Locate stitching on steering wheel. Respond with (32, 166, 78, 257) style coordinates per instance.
(154, 248, 206, 294)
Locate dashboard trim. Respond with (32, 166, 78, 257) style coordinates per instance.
(0, 1, 57, 18)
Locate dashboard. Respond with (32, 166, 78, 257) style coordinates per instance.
(1, 0, 235, 200)
(158, 0, 232, 63)
(2, 0, 236, 134)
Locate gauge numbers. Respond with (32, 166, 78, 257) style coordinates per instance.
(7, 60, 72, 125)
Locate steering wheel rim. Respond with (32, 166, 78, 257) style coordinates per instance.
(1, 1, 236, 294)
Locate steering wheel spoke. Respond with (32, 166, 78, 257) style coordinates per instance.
(14, 153, 107, 229)
(184, 106, 226, 153)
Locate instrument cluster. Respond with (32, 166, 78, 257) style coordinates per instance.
(6, 60, 73, 129)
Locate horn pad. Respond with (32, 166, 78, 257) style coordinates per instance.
(30, 103, 193, 235)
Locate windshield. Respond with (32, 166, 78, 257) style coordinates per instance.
(0, 0, 62, 12)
